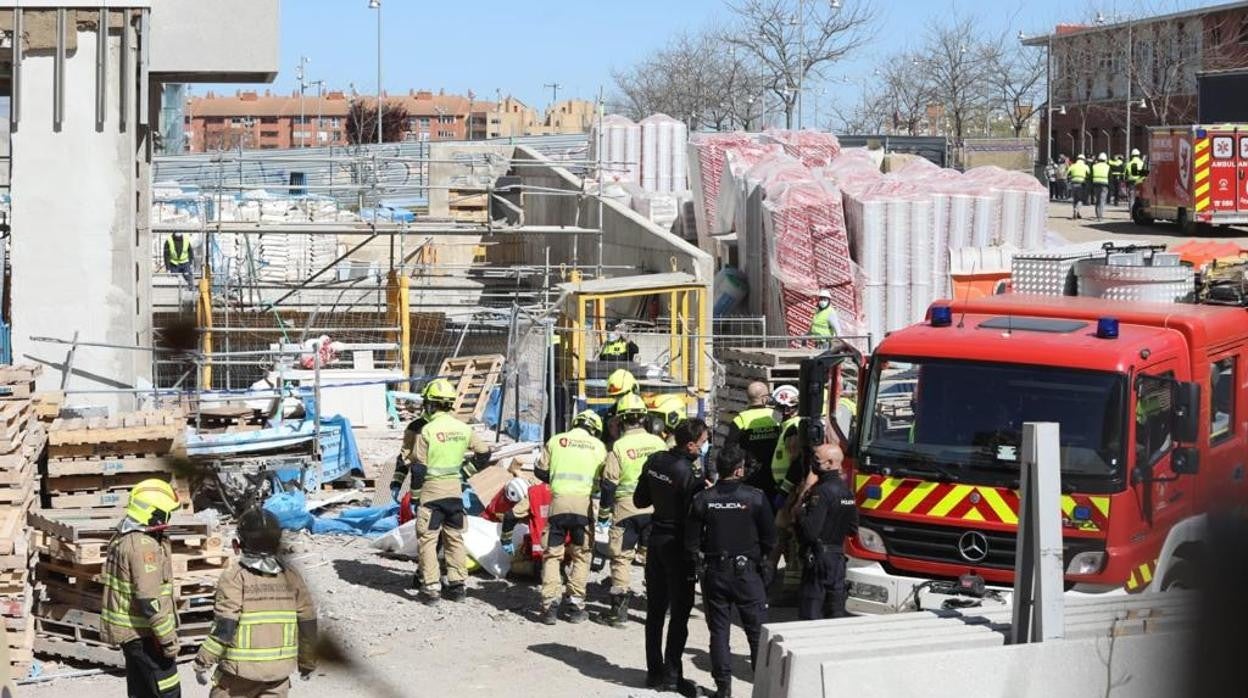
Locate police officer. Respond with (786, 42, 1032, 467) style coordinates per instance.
(795, 444, 859, 620)
(535, 410, 608, 625)
(726, 382, 780, 499)
(685, 444, 776, 698)
(101, 479, 183, 698)
(598, 323, 639, 362)
(410, 378, 492, 605)
(633, 418, 709, 695)
(194, 508, 317, 698)
(599, 394, 667, 627)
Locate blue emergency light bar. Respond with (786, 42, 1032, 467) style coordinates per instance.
(931, 305, 953, 327)
(1096, 317, 1119, 339)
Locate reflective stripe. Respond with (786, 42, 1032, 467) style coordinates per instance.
(238, 611, 298, 624)
(224, 646, 299, 662)
(201, 636, 225, 658)
(547, 428, 606, 498)
(612, 432, 665, 495)
(102, 574, 172, 597)
(101, 608, 175, 638)
(422, 413, 472, 481)
(224, 609, 301, 663)
(600, 340, 629, 357)
(157, 673, 181, 692)
(165, 237, 190, 265)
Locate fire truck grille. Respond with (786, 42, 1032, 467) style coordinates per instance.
(866, 515, 1105, 570)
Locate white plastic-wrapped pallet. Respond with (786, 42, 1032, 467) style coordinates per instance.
(591, 115, 641, 185)
(999, 190, 1026, 247)
(859, 199, 887, 283)
(671, 124, 688, 193)
(931, 194, 951, 296)
(863, 284, 886, 345)
(1022, 191, 1047, 250)
(910, 198, 933, 322)
(656, 120, 674, 193)
(971, 195, 997, 248)
(641, 117, 659, 190)
(886, 199, 911, 286)
(947, 195, 972, 250)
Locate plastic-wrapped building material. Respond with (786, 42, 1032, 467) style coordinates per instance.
(1022, 191, 1047, 250)
(760, 129, 842, 168)
(862, 284, 886, 344)
(855, 199, 887, 282)
(1000, 189, 1025, 247)
(885, 199, 910, 285)
(931, 193, 951, 297)
(590, 115, 642, 185)
(947, 195, 973, 250)
(886, 283, 909, 332)
(639, 114, 689, 194)
(971, 195, 997, 248)
(686, 132, 764, 243)
(641, 117, 659, 190)
(910, 199, 933, 322)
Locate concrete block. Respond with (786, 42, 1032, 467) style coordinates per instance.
(150, 0, 279, 82)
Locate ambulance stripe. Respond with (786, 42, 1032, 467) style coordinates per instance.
(1194, 167, 1210, 183)
(1195, 182, 1210, 197)
(1194, 153, 1210, 169)
(927, 485, 973, 517)
(1195, 139, 1209, 153)
(1196, 197, 1211, 211)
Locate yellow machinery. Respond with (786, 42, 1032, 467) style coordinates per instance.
(558, 272, 711, 418)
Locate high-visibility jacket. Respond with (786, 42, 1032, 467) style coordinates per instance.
(546, 427, 607, 499)
(773, 416, 803, 493)
(599, 339, 631, 359)
(196, 559, 317, 683)
(101, 530, 179, 652)
(412, 410, 489, 503)
(1091, 162, 1111, 185)
(165, 236, 191, 266)
(609, 429, 666, 499)
(810, 306, 838, 337)
(732, 407, 780, 474)
(1108, 158, 1125, 177)
(1127, 156, 1146, 184)
(1067, 162, 1090, 184)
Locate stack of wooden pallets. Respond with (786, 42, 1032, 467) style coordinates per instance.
(42, 412, 188, 511)
(438, 354, 504, 423)
(30, 511, 231, 668)
(714, 348, 808, 440)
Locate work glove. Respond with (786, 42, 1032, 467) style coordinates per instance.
(194, 665, 210, 686)
(597, 511, 613, 528)
(501, 541, 515, 556)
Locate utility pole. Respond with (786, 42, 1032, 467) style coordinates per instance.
(544, 82, 562, 108)
(296, 56, 311, 148)
(369, 0, 383, 146)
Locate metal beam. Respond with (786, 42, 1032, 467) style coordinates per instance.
(95, 7, 107, 130)
(10, 8, 21, 130)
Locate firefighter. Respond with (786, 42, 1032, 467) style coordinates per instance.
(633, 418, 709, 695)
(410, 378, 492, 605)
(598, 324, 639, 362)
(646, 394, 686, 446)
(603, 368, 640, 449)
(101, 479, 182, 698)
(535, 409, 608, 625)
(194, 508, 317, 698)
(685, 443, 776, 698)
(389, 384, 439, 503)
(795, 444, 859, 620)
(726, 382, 781, 499)
(599, 393, 667, 627)
(1068, 154, 1089, 219)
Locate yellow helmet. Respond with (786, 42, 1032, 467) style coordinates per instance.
(606, 369, 637, 397)
(125, 478, 180, 526)
(422, 378, 457, 406)
(616, 392, 648, 418)
(572, 409, 604, 435)
(649, 394, 686, 430)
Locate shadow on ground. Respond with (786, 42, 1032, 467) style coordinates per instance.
(332, 558, 416, 601)
(528, 642, 650, 688)
(472, 578, 545, 620)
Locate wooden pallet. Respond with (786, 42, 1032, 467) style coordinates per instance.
(437, 354, 504, 423)
(31, 391, 64, 422)
(48, 411, 183, 459)
(28, 510, 213, 542)
(0, 479, 35, 507)
(32, 634, 124, 668)
(0, 365, 42, 401)
(43, 477, 190, 512)
(46, 454, 174, 478)
(34, 530, 223, 566)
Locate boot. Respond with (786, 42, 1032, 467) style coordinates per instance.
(713, 680, 733, 698)
(540, 602, 559, 625)
(566, 604, 589, 624)
(604, 593, 630, 628)
(419, 587, 440, 606)
(444, 583, 466, 602)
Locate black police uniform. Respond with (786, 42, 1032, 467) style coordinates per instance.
(634, 447, 705, 689)
(725, 418, 781, 498)
(685, 480, 776, 693)
(795, 470, 859, 620)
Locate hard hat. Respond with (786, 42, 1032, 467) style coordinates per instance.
(1077, 154, 1086, 161)
(422, 378, 456, 404)
(616, 392, 648, 418)
(1097, 152, 1107, 162)
(772, 384, 799, 409)
(504, 477, 530, 504)
(572, 409, 604, 435)
(1131, 148, 1140, 157)
(606, 369, 637, 397)
(237, 507, 282, 555)
(818, 289, 832, 300)
(125, 478, 180, 526)
(648, 394, 686, 430)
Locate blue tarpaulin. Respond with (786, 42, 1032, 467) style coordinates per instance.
(264, 490, 399, 537)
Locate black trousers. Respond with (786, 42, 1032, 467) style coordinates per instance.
(798, 549, 849, 621)
(122, 639, 181, 698)
(644, 531, 695, 681)
(702, 559, 768, 686)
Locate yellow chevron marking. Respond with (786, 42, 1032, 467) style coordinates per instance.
(1195, 182, 1210, 197)
(1197, 197, 1211, 211)
(1091, 497, 1110, 518)
(981, 488, 1018, 524)
(1138, 564, 1153, 584)
(928, 485, 973, 517)
(894, 481, 941, 514)
(1195, 154, 1210, 169)
(1195, 139, 1210, 153)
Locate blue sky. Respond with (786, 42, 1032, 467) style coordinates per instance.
(204, 0, 1220, 120)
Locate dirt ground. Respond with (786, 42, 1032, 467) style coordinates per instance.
(1044, 198, 1248, 246)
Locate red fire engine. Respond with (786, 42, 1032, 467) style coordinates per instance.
(1133, 124, 1248, 233)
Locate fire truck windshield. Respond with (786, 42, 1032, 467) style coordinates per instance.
(860, 358, 1128, 485)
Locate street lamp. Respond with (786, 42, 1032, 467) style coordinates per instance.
(369, 0, 382, 146)
(296, 55, 311, 148)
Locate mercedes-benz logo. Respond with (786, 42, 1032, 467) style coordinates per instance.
(957, 531, 989, 563)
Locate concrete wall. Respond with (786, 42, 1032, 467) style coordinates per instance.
(149, 0, 279, 82)
(10, 23, 145, 409)
(512, 145, 713, 283)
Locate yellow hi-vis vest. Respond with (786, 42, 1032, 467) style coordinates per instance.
(165, 236, 191, 265)
(547, 427, 607, 498)
(421, 411, 472, 481)
(1091, 162, 1110, 185)
(810, 306, 837, 337)
(772, 415, 802, 489)
(611, 430, 666, 497)
(1128, 156, 1146, 184)
(733, 407, 780, 441)
(600, 339, 630, 358)
(1068, 161, 1089, 184)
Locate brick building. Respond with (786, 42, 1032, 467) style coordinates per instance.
(1025, 1, 1248, 162)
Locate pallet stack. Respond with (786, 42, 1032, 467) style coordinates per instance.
(448, 189, 488, 223)
(0, 365, 48, 679)
(714, 347, 858, 443)
(30, 511, 230, 668)
(42, 412, 188, 511)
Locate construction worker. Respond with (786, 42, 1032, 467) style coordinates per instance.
(598, 324, 639, 362)
(410, 378, 492, 605)
(194, 508, 317, 698)
(603, 368, 639, 449)
(809, 290, 841, 345)
(634, 418, 709, 695)
(1091, 153, 1111, 222)
(482, 476, 551, 578)
(163, 232, 195, 291)
(101, 479, 182, 698)
(646, 394, 686, 446)
(1108, 153, 1126, 206)
(686, 444, 776, 698)
(727, 382, 781, 499)
(1127, 148, 1147, 211)
(599, 393, 667, 627)
(1067, 154, 1090, 220)
(535, 409, 608, 625)
(795, 444, 859, 620)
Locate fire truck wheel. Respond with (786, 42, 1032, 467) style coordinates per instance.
(1176, 209, 1198, 236)
(1160, 559, 1196, 591)
(1130, 201, 1153, 226)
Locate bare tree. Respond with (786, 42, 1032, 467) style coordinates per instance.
(828, 83, 889, 134)
(878, 55, 936, 136)
(724, 0, 877, 129)
(346, 100, 412, 145)
(918, 14, 997, 143)
(987, 43, 1046, 136)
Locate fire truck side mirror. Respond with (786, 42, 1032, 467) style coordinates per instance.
(1172, 446, 1200, 476)
(1172, 380, 1201, 444)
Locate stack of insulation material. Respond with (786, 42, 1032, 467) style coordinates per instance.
(760, 130, 842, 168)
(687, 132, 760, 245)
(590, 115, 642, 186)
(640, 114, 688, 193)
(713, 143, 785, 236)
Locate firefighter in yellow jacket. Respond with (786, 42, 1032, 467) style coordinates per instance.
(411, 378, 492, 604)
(194, 508, 317, 698)
(599, 394, 667, 627)
(101, 479, 183, 698)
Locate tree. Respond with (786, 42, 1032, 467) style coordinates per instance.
(346, 100, 412, 145)
(917, 14, 997, 143)
(986, 43, 1046, 137)
(879, 55, 936, 136)
(724, 0, 877, 129)
(828, 83, 889, 134)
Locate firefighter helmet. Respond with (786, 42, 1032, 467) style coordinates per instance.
(422, 378, 457, 407)
(572, 409, 604, 436)
(125, 479, 180, 527)
(504, 477, 531, 504)
(648, 394, 686, 430)
(606, 369, 638, 397)
(237, 507, 282, 555)
(616, 392, 648, 418)
(772, 384, 800, 410)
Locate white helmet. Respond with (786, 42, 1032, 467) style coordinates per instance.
(504, 477, 530, 504)
(818, 289, 832, 300)
(772, 384, 799, 409)
(1097, 152, 1107, 162)
(1131, 148, 1140, 157)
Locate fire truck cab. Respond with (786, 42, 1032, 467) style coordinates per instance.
(844, 294, 1246, 613)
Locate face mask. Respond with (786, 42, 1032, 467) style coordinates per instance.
(607, 333, 620, 342)
(699, 441, 710, 458)
(817, 299, 830, 309)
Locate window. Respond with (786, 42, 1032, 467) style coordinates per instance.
(437, 130, 454, 138)
(1211, 358, 1235, 443)
(420, 117, 431, 127)
(261, 117, 278, 124)
(260, 130, 278, 138)
(439, 115, 454, 124)
(1136, 373, 1174, 467)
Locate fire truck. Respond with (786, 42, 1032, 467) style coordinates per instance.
(829, 293, 1246, 613)
(1132, 124, 1248, 233)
